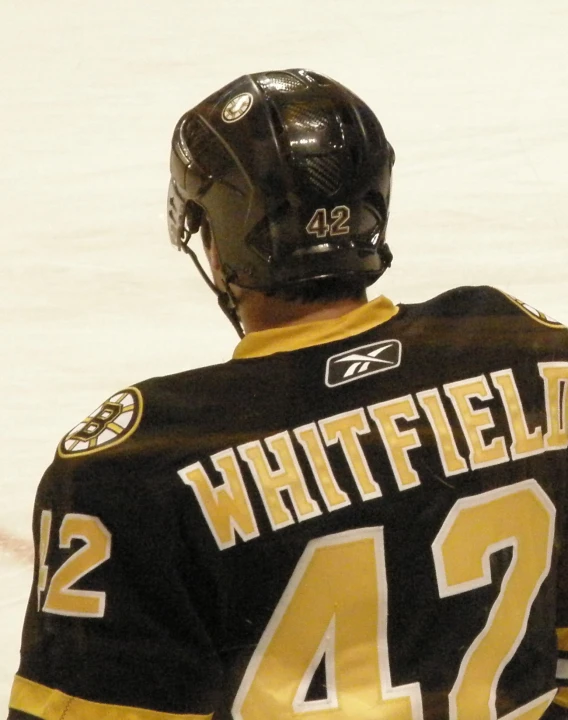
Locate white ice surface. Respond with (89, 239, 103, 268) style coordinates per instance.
(1, 0, 567, 712)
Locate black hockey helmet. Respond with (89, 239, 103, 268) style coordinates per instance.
(167, 69, 395, 333)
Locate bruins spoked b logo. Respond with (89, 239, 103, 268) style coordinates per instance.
(222, 93, 254, 123)
(502, 291, 565, 329)
(58, 388, 143, 458)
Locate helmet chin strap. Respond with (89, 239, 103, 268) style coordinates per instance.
(180, 243, 245, 339)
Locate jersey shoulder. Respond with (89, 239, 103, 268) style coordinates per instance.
(493, 288, 566, 329)
(405, 285, 564, 326)
(398, 285, 568, 365)
(35, 361, 244, 535)
(56, 362, 234, 462)
(49, 359, 247, 475)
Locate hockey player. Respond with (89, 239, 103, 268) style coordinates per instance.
(8, 69, 568, 719)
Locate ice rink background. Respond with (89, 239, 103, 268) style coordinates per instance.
(1, 0, 567, 711)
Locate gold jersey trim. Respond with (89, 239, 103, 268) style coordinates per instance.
(558, 627, 568, 653)
(233, 296, 399, 360)
(556, 628, 568, 707)
(10, 675, 213, 720)
(555, 687, 568, 708)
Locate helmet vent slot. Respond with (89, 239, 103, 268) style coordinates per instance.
(284, 102, 331, 133)
(184, 116, 208, 157)
(257, 72, 306, 93)
(303, 155, 342, 196)
(247, 202, 292, 261)
(184, 117, 233, 179)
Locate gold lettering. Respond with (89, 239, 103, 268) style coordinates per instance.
(239, 432, 321, 530)
(368, 396, 422, 489)
(319, 409, 381, 500)
(444, 376, 509, 469)
(37, 510, 52, 611)
(416, 388, 468, 475)
(491, 369, 544, 459)
(294, 424, 351, 511)
(178, 450, 259, 550)
(539, 362, 568, 450)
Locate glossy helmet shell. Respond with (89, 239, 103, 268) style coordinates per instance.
(167, 69, 395, 290)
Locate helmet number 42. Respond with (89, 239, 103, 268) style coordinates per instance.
(306, 206, 351, 239)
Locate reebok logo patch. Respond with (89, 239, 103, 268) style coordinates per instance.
(325, 340, 401, 387)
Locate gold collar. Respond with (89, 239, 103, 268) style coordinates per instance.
(233, 296, 399, 360)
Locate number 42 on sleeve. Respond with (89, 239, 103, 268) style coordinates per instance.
(37, 511, 112, 618)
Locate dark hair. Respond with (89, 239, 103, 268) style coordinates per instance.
(264, 277, 368, 304)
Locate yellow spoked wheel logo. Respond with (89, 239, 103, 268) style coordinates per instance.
(503, 292, 564, 328)
(58, 388, 143, 458)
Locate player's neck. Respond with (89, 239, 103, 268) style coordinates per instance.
(238, 293, 368, 335)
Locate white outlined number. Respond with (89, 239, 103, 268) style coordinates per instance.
(233, 481, 557, 720)
(233, 528, 423, 720)
(306, 206, 351, 239)
(37, 511, 112, 618)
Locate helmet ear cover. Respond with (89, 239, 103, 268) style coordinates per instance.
(167, 175, 244, 338)
(167, 114, 207, 252)
(185, 201, 203, 236)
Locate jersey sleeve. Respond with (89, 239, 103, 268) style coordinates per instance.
(553, 494, 568, 713)
(494, 288, 567, 331)
(554, 631, 568, 714)
(8, 426, 222, 719)
(496, 288, 568, 714)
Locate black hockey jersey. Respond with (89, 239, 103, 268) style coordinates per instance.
(8, 287, 568, 720)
